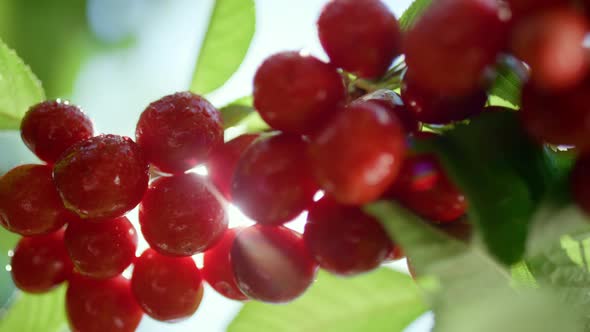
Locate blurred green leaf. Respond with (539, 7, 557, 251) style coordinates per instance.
(191, 0, 256, 95)
(0, 39, 45, 130)
(489, 56, 526, 108)
(399, 0, 432, 30)
(221, 96, 254, 129)
(0, 285, 67, 332)
(0, 229, 17, 313)
(228, 268, 427, 332)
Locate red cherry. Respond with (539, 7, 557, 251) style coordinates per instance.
(202, 227, 248, 301)
(304, 198, 392, 276)
(11, 229, 72, 293)
(401, 71, 487, 124)
(20, 100, 94, 164)
(0, 164, 72, 236)
(131, 249, 204, 321)
(253, 52, 346, 135)
(53, 134, 149, 221)
(571, 154, 590, 216)
(139, 173, 228, 256)
(511, 8, 589, 91)
(507, 0, 570, 23)
(66, 274, 143, 332)
(136, 92, 224, 174)
(309, 101, 407, 205)
(318, 0, 402, 78)
(404, 0, 508, 96)
(355, 89, 420, 133)
(65, 216, 137, 279)
(207, 134, 260, 200)
(231, 225, 317, 303)
(232, 134, 318, 225)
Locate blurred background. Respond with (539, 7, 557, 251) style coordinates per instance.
(0, 1, 429, 331)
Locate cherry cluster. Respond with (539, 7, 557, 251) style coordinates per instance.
(4, 0, 590, 330)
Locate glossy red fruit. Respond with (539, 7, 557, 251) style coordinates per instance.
(355, 89, 420, 133)
(136, 92, 223, 174)
(571, 154, 590, 216)
(140, 173, 227, 256)
(21, 100, 94, 165)
(53, 134, 149, 221)
(401, 72, 487, 124)
(304, 198, 392, 276)
(511, 8, 589, 91)
(208, 134, 260, 200)
(131, 249, 204, 321)
(232, 134, 318, 225)
(231, 225, 317, 303)
(11, 230, 72, 293)
(404, 0, 508, 96)
(202, 227, 248, 301)
(318, 0, 401, 78)
(389, 154, 467, 222)
(520, 80, 590, 150)
(253, 52, 346, 135)
(67, 274, 143, 332)
(309, 101, 406, 205)
(0, 164, 72, 236)
(65, 216, 137, 279)
(507, 0, 569, 23)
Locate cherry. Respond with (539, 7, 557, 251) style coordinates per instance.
(520, 79, 590, 150)
(384, 246, 405, 262)
(20, 100, 94, 165)
(66, 274, 143, 332)
(207, 134, 260, 200)
(140, 173, 227, 256)
(507, 0, 570, 23)
(231, 225, 317, 303)
(571, 154, 590, 216)
(53, 134, 149, 221)
(317, 0, 401, 78)
(65, 216, 137, 279)
(308, 100, 406, 205)
(202, 227, 248, 301)
(404, 0, 508, 96)
(401, 71, 487, 124)
(253, 52, 346, 135)
(131, 249, 204, 321)
(232, 134, 318, 225)
(511, 8, 589, 91)
(304, 198, 392, 276)
(0, 164, 72, 236)
(11, 229, 72, 293)
(355, 89, 420, 133)
(436, 216, 473, 243)
(136, 92, 224, 174)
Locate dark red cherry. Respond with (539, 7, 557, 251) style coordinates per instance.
(571, 154, 590, 217)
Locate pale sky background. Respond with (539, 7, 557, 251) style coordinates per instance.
(0, 1, 433, 331)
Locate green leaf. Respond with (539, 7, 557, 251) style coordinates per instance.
(0, 39, 45, 129)
(489, 56, 526, 108)
(0, 285, 67, 332)
(228, 269, 427, 332)
(420, 112, 555, 265)
(399, 0, 432, 30)
(191, 0, 256, 94)
(220, 96, 254, 129)
(367, 202, 585, 332)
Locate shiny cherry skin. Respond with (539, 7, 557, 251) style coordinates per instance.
(207, 134, 260, 200)
(404, 0, 508, 96)
(0, 164, 72, 236)
(65, 216, 137, 279)
(318, 0, 401, 78)
(507, 0, 570, 23)
(355, 89, 420, 133)
(308, 101, 407, 205)
(139, 173, 228, 256)
(131, 249, 204, 321)
(53, 134, 150, 221)
(304, 198, 392, 276)
(21, 100, 94, 164)
(202, 227, 248, 301)
(11, 229, 72, 293)
(253, 52, 346, 135)
(66, 274, 143, 332)
(231, 225, 317, 303)
(232, 134, 318, 225)
(136, 91, 224, 174)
